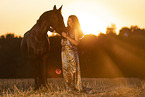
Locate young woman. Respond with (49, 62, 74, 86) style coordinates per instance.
(61, 15, 84, 92)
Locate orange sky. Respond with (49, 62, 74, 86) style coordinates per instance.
(0, 0, 145, 36)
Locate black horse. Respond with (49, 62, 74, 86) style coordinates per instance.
(21, 5, 66, 89)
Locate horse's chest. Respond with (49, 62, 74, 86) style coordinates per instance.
(27, 35, 49, 51)
(34, 37, 49, 49)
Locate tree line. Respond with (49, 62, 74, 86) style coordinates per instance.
(0, 25, 145, 78)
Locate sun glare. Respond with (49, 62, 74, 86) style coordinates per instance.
(78, 13, 107, 36)
(63, 1, 119, 36)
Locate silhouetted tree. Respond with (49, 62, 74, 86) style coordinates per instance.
(119, 27, 131, 37)
(106, 23, 117, 35)
(0, 35, 5, 39)
(5, 33, 15, 39)
(130, 25, 139, 32)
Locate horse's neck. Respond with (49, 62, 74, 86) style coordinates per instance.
(31, 23, 48, 40)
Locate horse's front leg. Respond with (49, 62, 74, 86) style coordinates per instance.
(33, 58, 41, 90)
(40, 54, 48, 87)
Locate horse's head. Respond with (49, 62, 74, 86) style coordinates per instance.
(50, 5, 66, 34)
(37, 5, 66, 35)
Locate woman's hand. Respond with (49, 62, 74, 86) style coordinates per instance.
(53, 30, 61, 36)
(53, 30, 56, 33)
(62, 32, 68, 38)
(62, 32, 78, 46)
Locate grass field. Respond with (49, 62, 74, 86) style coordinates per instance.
(0, 78, 145, 97)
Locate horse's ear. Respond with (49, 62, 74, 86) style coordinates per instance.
(58, 5, 63, 12)
(53, 5, 57, 10)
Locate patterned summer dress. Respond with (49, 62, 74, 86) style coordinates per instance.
(61, 31, 83, 92)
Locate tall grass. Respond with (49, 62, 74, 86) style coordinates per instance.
(0, 78, 145, 97)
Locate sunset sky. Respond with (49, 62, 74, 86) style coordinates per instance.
(0, 0, 145, 36)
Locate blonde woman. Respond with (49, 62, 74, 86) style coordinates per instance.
(61, 15, 94, 94)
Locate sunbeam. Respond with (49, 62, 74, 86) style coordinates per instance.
(98, 49, 124, 77)
(109, 36, 145, 77)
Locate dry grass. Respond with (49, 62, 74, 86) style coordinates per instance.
(0, 78, 145, 97)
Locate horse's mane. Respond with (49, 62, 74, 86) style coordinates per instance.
(36, 10, 53, 26)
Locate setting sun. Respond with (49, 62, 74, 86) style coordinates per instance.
(63, 1, 119, 36)
(78, 13, 106, 36)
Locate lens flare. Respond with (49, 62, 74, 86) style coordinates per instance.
(55, 68, 61, 75)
